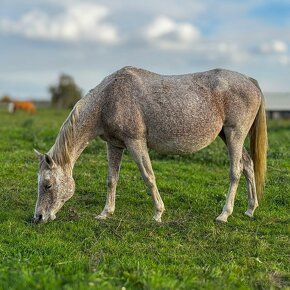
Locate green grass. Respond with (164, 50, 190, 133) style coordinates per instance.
(0, 108, 289, 290)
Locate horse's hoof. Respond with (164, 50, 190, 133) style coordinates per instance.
(216, 215, 228, 223)
(95, 214, 107, 220)
(244, 210, 254, 218)
(153, 216, 162, 223)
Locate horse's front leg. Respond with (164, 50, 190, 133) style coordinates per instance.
(125, 138, 165, 223)
(96, 143, 123, 220)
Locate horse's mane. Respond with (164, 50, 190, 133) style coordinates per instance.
(49, 101, 82, 170)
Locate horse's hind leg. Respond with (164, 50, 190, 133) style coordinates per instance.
(96, 143, 123, 220)
(216, 127, 244, 223)
(219, 131, 259, 219)
(242, 149, 259, 217)
(125, 139, 165, 223)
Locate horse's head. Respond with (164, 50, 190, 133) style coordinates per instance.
(33, 150, 75, 223)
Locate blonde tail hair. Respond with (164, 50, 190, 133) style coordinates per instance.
(249, 81, 268, 201)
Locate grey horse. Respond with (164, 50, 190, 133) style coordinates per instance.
(34, 66, 267, 224)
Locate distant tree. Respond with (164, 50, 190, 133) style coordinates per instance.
(1, 95, 12, 103)
(49, 74, 82, 109)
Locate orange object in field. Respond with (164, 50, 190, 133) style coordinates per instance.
(8, 101, 36, 114)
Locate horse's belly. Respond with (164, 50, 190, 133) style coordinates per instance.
(146, 121, 222, 154)
(140, 90, 224, 154)
(147, 139, 206, 154)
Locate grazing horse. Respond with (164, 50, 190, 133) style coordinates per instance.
(33, 67, 267, 224)
(9, 101, 36, 114)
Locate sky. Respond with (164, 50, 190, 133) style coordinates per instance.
(0, 0, 290, 100)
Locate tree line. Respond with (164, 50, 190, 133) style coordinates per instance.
(1, 74, 82, 109)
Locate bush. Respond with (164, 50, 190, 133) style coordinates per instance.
(50, 74, 82, 109)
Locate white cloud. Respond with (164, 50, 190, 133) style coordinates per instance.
(258, 40, 288, 54)
(0, 3, 119, 44)
(208, 42, 249, 63)
(145, 16, 200, 50)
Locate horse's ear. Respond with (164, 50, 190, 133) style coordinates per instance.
(44, 153, 56, 169)
(34, 149, 43, 161)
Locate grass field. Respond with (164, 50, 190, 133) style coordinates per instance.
(0, 108, 289, 289)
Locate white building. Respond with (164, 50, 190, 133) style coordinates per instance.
(264, 92, 290, 119)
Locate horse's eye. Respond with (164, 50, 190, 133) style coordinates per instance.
(44, 184, 52, 190)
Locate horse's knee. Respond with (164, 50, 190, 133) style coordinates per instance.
(229, 169, 241, 183)
(107, 176, 118, 188)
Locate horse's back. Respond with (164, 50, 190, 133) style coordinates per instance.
(98, 67, 262, 154)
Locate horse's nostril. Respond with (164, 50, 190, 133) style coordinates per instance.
(33, 214, 43, 224)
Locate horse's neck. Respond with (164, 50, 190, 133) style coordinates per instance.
(70, 128, 92, 165)
(49, 98, 101, 172)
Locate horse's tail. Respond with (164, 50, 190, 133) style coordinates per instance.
(249, 78, 268, 201)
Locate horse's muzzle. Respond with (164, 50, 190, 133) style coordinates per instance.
(32, 214, 43, 224)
